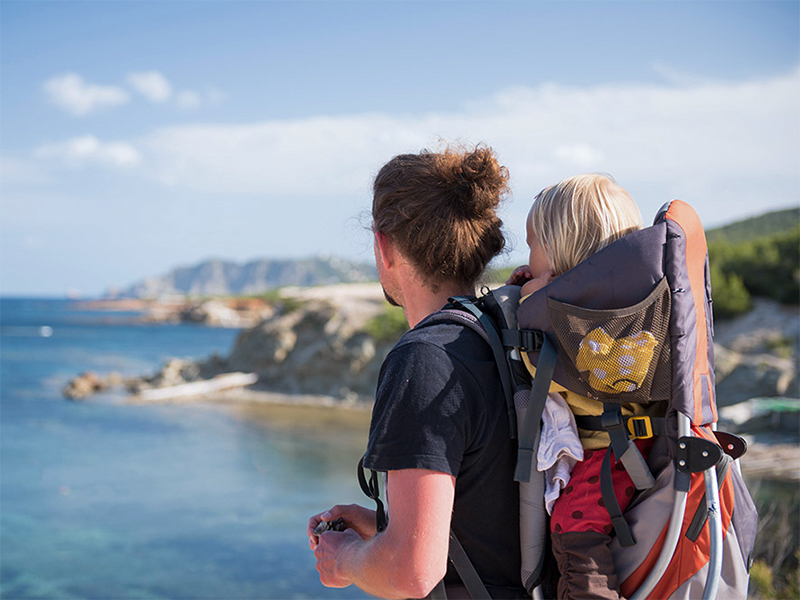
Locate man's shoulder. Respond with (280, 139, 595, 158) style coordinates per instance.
(381, 312, 496, 383)
(392, 311, 488, 356)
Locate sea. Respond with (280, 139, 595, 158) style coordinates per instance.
(0, 298, 372, 600)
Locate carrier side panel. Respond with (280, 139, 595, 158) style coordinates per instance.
(619, 426, 736, 599)
(663, 200, 716, 425)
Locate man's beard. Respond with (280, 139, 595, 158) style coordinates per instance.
(382, 287, 400, 307)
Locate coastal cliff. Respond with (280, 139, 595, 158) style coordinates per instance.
(115, 283, 400, 403)
(222, 284, 396, 400)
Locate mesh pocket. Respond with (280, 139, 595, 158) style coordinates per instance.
(547, 277, 671, 403)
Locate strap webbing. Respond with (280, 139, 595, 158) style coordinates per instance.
(448, 529, 491, 599)
(357, 457, 387, 533)
(601, 449, 636, 547)
(514, 334, 557, 483)
(357, 461, 487, 599)
(574, 414, 668, 437)
(601, 404, 656, 491)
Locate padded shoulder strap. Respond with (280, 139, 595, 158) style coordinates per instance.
(430, 300, 518, 439)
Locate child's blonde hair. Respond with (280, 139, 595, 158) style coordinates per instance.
(529, 173, 642, 276)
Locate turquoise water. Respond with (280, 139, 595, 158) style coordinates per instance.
(1, 299, 370, 599)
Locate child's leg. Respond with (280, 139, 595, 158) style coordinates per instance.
(550, 440, 654, 599)
(551, 440, 655, 536)
(551, 530, 620, 600)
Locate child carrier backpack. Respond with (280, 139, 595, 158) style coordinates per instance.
(358, 200, 757, 599)
(511, 199, 757, 599)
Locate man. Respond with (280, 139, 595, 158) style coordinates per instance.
(308, 146, 524, 599)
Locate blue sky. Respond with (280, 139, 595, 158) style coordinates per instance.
(1, 1, 798, 297)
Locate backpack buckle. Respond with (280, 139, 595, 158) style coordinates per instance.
(627, 416, 654, 440)
(518, 330, 544, 352)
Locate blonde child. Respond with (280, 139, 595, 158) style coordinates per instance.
(507, 174, 654, 600)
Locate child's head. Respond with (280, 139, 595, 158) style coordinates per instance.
(528, 173, 642, 276)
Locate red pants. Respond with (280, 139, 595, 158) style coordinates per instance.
(551, 438, 655, 535)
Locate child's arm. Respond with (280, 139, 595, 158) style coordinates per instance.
(506, 265, 533, 286)
(521, 270, 553, 297)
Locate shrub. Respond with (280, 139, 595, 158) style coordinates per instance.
(708, 226, 800, 312)
(364, 306, 409, 343)
(709, 263, 752, 319)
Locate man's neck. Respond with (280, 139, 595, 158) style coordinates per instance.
(401, 278, 474, 329)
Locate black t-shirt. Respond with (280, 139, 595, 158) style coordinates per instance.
(362, 314, 522, 589)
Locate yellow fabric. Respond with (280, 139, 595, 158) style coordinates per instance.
(575, 328, 658, 395)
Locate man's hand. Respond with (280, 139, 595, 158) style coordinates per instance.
(306, 471, 454, 598)
(307, 504, 377, 551)
(313, 528, 363, 588)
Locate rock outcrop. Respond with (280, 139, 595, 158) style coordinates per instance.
(141, 298, 274, 328)
(713, 299, 799, 407)
(224, 284, 394, 400)
(63, 371, 127, 400)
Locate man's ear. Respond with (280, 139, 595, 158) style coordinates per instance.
(374, 231, 394, 270)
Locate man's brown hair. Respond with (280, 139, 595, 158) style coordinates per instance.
(372, 145, 509, 291)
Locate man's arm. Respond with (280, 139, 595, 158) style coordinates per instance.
(312, 468, 455, 599)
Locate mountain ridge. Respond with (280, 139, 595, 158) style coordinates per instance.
(110, 256, 378, 299)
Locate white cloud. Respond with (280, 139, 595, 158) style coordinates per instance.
(135, 69, 798, 216)
(126, 71, 173, 103)
(35, 135, 141, 168)
(43, 73, 130, 116)
(30, 69, 800, 231)
(176, 90, 201, 110)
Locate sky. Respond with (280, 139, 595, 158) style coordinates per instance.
(1, 1, 798, 297)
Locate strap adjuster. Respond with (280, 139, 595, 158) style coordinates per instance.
(518, 329, 544, 352)
(627, 416, 654, 440)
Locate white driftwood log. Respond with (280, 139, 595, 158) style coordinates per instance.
(138, 372, 259, 401)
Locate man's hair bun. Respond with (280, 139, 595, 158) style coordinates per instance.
(372, 144, 509, 290)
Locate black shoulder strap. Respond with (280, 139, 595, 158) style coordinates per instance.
(447, 296, 518, 439)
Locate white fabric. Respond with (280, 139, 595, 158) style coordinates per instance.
(536, 392, 583, 515)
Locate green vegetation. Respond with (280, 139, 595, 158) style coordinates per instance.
(252, 289, 306, 314)
(708, 224, 800, 318)
(704, 207, 799, 318)
(708, 263, 753, 319)
(364, 306, 409, 343)
(484, 266, 515, 285)
(750, 557, 800, 600)
(706, 208, 800, 245)
(747, 479, 800, 599)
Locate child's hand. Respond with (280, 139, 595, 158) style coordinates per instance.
(506, 265, 533, 286)
(521, 270, 553, 297)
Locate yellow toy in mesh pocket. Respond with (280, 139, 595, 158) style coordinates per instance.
(576, 327, 658, 394)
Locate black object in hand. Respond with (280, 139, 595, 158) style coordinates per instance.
(313, 517, 347, 535)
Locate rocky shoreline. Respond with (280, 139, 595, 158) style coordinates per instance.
(75, 297, 274, 328)
(64, 284, 799, 480)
